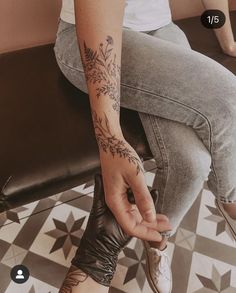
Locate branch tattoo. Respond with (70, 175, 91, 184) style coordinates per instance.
(59, 267, 88, 293)
(82, 35, 121, 113)
(81, 36, 143, 175)
(92, 110, 143, 175)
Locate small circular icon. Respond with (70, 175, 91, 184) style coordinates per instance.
(10, 265, 30, 284)
(201, 10, 226, 29)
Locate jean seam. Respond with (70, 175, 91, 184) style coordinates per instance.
(56, 54, 85, 74)
(121, 83, 219, 196)
(149, 116, 169, 213)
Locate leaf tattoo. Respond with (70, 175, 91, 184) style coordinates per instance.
(82, 36, 121, 113)
(92, 110, 143, 175)
(59, 267, 88, 293)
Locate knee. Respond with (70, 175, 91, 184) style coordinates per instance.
(211, 101, 236, 135)
(177, 147, 212, 183)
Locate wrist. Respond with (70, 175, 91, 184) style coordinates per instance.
(110, 125, 124, 138)
(97, 128, 126, 156)
(98, 126, 124, 145)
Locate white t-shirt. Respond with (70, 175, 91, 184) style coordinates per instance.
(60, 0, 172, 31)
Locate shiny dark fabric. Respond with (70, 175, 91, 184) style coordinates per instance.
(71, 173, 158, 286)
(71, 173, 132, 286)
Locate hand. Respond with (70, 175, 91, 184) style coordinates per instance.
(223, 42, 236, 57)
(99, 135, 172, 242)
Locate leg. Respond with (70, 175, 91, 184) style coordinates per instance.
(59, 266, 108, 293)
(139, 114, 211, 235)
(139, 21, 197, 239)
(140, 22, 236, 245)
(119, 26, 236, 205)
(148, 22, 236, 224)
(140, 117, 212, 293)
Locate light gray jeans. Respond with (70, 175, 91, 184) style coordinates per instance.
(53, 18, 236, 235)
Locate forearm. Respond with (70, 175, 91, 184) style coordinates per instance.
(201, 0, 235, 52)
(74, 0, 125, 142)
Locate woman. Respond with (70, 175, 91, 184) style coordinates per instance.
(54, 0, 236, 292)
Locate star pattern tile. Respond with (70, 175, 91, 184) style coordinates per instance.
(1, 161, 236, 293)
(0, 206, 28, 227)
(28, 286, 36, 293)
(45, 212, 86, 259)
(205, 205, 227, 236)
(195, 265, 236, 292)
(175, 228, 196, 251)
(118, 239, 146, 290)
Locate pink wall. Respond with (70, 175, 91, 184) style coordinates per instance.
(0, 0, 235, 54)
(0, 0, 61, 54)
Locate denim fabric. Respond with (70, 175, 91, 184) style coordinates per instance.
(53, 18, 236, 235)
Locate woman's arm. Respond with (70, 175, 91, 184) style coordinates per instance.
(74, 0, 171, 241)
(201, 0, 236, 57)
(74, 0, 124, 131)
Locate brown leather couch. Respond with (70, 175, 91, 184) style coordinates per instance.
(0, 12, 235, 212)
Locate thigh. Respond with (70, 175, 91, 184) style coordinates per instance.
(149, 21, 191, 49)
(120, 27, 236, 121)
(54, 18, 236, 132)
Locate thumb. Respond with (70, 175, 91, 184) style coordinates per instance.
(128, 175, 156, 222)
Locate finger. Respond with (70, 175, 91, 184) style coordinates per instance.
(156, 214, 170, 223)
(132, 223, 163, 242)
(108, 194, 171, 241)
(129, 208, 172, 232)
(107, 190, 137, 233)
(127, 174, 156, 223)
(117, 205, 163, 241)
(142, 218, 172, 232)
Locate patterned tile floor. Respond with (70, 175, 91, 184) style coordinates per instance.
(0, 160, 236, 293)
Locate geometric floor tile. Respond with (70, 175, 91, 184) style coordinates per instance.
(187, 252, 236, 293)
(175, 228, 196, 251)
(1, 159, 236, 292)
(196, 266, 233, 292)
(5, 275, 58, 293)
(0, 181, 94, 230)
(171, 246, 194, 293)
(28, 198, 90, 268)
(45, 211, 86, 259)
(196, 189, 236, 248)
(0, 206, 28, 226)
(1, 244, 28, 268)
(205, 205, 227, 236)
(0, 263, 12, 293)
(0, 239, 11, 262)
(118, 239, 146, 291)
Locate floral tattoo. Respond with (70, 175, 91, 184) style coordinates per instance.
(82, 36, 121, 113)
(92, 110, 143, 175)
(59, 266, 88, 293)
